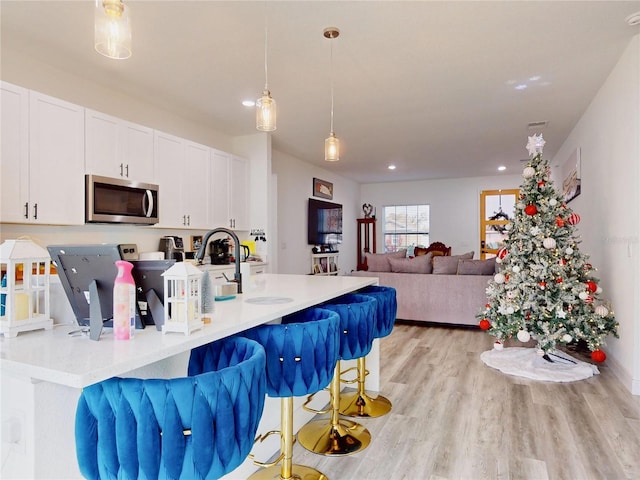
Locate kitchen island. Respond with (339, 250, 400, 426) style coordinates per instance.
(0, 274, 378, 479)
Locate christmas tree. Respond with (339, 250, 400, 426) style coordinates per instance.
(478, 134, 618, 362)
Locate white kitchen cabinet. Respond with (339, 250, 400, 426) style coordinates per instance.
(210, 149, 249, 230)
(154, 131, 209, 229)
(85, 109, 154, 182)
(0, 83, 84, 225)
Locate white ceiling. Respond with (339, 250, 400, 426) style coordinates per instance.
(2, 1, 639, 183)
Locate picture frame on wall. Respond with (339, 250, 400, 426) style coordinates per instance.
(562, 147, 581, 204)
(313, 178, 333, 200)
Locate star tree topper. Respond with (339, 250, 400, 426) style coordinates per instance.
(526, 133, 546, 157)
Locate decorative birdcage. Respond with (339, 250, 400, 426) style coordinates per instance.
(0, 239, 53, 338)
(161, 262, 203, 335)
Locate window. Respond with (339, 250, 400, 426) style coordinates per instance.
(383, 204, 430, 252)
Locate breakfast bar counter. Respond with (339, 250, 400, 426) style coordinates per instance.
(0, 274, 378, 479)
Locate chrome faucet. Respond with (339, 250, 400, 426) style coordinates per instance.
(196, 227, 243, 294)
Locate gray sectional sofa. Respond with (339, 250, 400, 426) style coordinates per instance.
(351, 249, 494, 327)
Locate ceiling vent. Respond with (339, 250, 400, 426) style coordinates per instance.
(527, 121, 548, 130)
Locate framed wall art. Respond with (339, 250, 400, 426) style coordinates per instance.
(313, 178, 333, 200)
(562, 147, 581, 204)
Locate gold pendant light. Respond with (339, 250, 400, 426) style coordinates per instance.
(94, 0, 132, 60)
(256, 11, 276, 132)
(324, 27, 340, 162)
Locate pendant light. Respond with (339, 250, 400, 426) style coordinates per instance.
(324, 27, 340, 162)
(94, 0, 132, 60)
(256, 11, 276, 131)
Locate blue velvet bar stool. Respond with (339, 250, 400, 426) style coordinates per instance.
(297, 293, 377, 456)
(240, 307, 341, 480)
(75, 336, 266, 480)
(340, 285, 397, 418)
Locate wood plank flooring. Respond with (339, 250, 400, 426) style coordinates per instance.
(291, 323, 640, 480)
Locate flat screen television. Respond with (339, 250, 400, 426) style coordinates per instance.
(47, 244, 144, 330)
(308, 198, 343, 246)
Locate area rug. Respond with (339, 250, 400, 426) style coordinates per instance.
(480, 347, 599, 382)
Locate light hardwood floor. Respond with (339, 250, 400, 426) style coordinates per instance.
(292, 323, 640, 480)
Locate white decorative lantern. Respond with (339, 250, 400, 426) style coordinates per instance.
(161, 262, 203, 335)
(0, 239, 53, 338)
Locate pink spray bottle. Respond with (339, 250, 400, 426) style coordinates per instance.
(113, 260, 135, 340)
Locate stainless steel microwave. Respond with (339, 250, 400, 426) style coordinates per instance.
(85, 174, 159, 224)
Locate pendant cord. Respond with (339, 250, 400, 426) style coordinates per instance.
(329, 38, 334, 134)
(263, 9, 269, 91)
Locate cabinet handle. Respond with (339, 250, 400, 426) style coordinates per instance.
(33, 203, 38, 220)
(183, 215, 187, 226)
(24, 202, 29, 219)
(125, 164, 129, 177)
(120, 163, 124, 177)
(187, 215, 190, 226)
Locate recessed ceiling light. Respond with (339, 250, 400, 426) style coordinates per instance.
(498, 165, 506, 171)
(529, 75, 541, 81)
(515, 84, 527, 91)
(242, 100, 255, 107)
(626, 11, 640, 26)
(388, 164, 396, 170)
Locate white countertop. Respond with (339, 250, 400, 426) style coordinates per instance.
(0, 274, 376, 389)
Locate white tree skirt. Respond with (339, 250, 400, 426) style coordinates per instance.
(481, 347, 599, 382)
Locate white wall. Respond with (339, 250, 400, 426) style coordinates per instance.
(550, 34, 640, 394)
(272, 150, 361, 275)
(361, 174, 522, 257)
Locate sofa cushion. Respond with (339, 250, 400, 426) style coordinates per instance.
(457, 257, 496, 275)
(433, 251, 474, 274)
(388, 252, 433, 274)
(365, 249, 407, 272)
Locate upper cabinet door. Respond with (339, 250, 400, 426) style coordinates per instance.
(210, 149, 230, 228)
(229, 155, 249, 231)
(154, 131, 185, 228)
(1, 82, 30, 223)
(86, 109, 154, 182)
(183, 141, 210, 229)
(27, 91, 85, 225)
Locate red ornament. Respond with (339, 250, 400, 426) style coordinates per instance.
(539, 281, 546, 289)
(526, 312, 531, 320)
(538, 181, 545, 187)
(591, 350, 606, 363)
(559, 258, 567, 265)
(555, 217, 565, 227)
(586, 281, 597, 293)
(504, 274, 510, 282)
(556, 278, 563, 283)
(568, 213, 581, 225)
(497, 248, 508, 260)
(584, 263, 592, 271)
(479, 319, 491, 330)
(524, 204, 538, 216)
(585, 295, 594, 304)
(485, 303, 491, 309)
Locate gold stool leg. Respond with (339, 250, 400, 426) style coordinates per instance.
(339, 356, 392, 418)
(249, 397, 329, 480)
(297, 361, 371, 456)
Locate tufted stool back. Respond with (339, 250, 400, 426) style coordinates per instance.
(75, 337, 266, 480)
(358, 285, 398, 339)
(244, 307, 340, 397)
(321, 293, 377, 361)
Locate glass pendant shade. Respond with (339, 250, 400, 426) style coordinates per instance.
(95, 0, 132, 60)
(325, 132, 340, 162)
(256, 89, 277, 132)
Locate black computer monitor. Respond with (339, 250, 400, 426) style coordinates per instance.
(47, 244, 144, 333)
(130, 259, 175, 326)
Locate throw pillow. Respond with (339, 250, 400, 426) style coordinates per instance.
(365, 249, 407, 272)
(432, 251, 474, 274)
(388, 252, 433, 274)
(457, 257, 496, 275)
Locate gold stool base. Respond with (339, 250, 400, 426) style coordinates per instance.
(339, 390, 392, 418)
(248, 464, 329, 480)
(297, 418, 371, 456)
